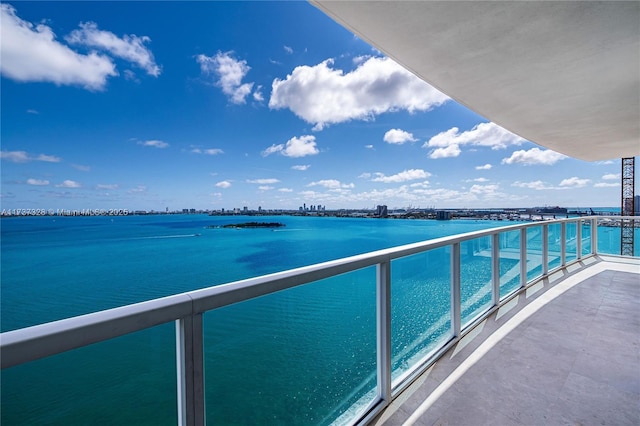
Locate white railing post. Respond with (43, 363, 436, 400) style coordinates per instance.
(542, 224, 549, 276)
(491, 233, 500, 306)
(576, 219, 582, 260)
(451, 243, 461, 337)
(561, 222, 567, 266)
(176, 314, 205, 426)
(520, 228, 527, 288)
(592, 217, 598, 255)
(376, 260, 392, 404)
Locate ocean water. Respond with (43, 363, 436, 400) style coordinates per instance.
(0, 214, 634, 425)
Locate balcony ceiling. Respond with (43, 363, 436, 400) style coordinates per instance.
(312, 1, 639, 161)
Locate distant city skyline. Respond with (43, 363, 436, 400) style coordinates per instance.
(1, 2, 636, 211)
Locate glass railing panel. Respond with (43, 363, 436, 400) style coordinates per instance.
(581, 220, 592, 256)
(597, 218, 620, 255)
(203, 267, 377, 425)
(526, 226, 543, 282)
(499, 230, 521, 298)
(566, 222, 578, 262)
(391, 247, 451, 383)
(1, 323, 177, 425)
(596, 218, 640, 257)
(460, 237, 492, 328)
(547, 223, 562, 271)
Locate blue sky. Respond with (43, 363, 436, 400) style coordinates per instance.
(0, 1, 630, 211)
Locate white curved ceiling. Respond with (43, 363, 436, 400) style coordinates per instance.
(312, 1, 639, 161)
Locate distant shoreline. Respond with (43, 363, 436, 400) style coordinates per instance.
(0, 207, 625, 221)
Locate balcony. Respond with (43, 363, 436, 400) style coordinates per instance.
(1, 216, 639, 425)
(372, 254, 639, 425)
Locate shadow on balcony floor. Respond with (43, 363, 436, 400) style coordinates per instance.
(372, 255, 640, 426)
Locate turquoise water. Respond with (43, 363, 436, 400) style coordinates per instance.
(0, 215, 635, 424)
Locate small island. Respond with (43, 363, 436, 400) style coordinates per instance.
(207, 222, 286, 229)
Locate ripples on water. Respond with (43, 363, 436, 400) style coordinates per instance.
(0, 215, 627, 425)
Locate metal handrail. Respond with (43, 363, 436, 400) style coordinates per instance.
(1, 216, 637, 426)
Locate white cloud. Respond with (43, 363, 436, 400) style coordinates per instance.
(66, 22, 160, 76)
(278, 188, 293, 192)
(1, 150, 61, 163)
(501, 147, 567, 166)
(27, 178, 49, 186)
(35, 154, 62, 162)
(475, 164, 492, 170)
(602, 173, 620, 180)
(262, 135, 319, 158)
(308, 180, 354, 189)
(191, 148, 223, 155)
(472, 178, 489, 182)
(0, 4, 117, 90)
(123, 69, 138, 82)
(1, 151, 29, 163)
(353, 55, 369, 65)
(283, 45, 293, 54)
(72, 164, 91, 172)
(138, 140, 169, 149)
(253, 86, 264, 102)
(258, 186, 274, 191)
(291, 165, 310, 171)
(96, 184, 118, 190)
(424, 123, 525, 158)
(197, 51, 254, 104)
(513, 178, 599, 191)
(371, 169, 431, 183)
(216, 181, 231, 189)
(470, 184, 499, 194)
(383, 128, 417, 144)
(559, 177, 591, 188)
(365, 145, 374, 149)
(269, 56, 448, 130)
(262, 144, 283, 157)
(428, 144, 461, 159)
(27, 109, 39, 114)
(56, 180, 81, 188)
(128, 185, 146, 193)
(247, 178, 280, 184)
(594, 182, 620, 188)
(512, 180, 551, 190)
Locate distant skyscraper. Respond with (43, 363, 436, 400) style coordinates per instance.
(376, 205, 388, 217)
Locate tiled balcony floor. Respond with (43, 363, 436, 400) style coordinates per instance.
(372, 255, 640, 426)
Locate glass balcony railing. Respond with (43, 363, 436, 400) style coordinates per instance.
(1, 216, 638, 426)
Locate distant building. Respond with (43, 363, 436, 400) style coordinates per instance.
(376, 205, 388, 217)
(436, 210, 451, 220)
